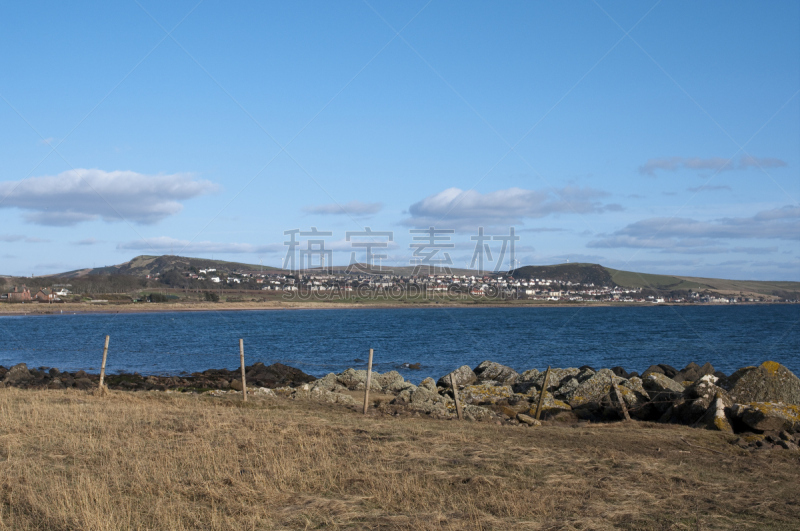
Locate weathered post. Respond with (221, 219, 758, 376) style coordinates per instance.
(239, 338, 247, 402)
(363, 348, 374, 414)
(98, 335, 110, 389)
(450, 373, 463, 420)
(535, 365, 551, 421)
(612, 380, 631, 421)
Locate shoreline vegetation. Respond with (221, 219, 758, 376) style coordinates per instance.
(0, 298, 793, 316)
(1, 359, 799, 529)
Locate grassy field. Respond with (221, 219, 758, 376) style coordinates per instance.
(0, 388, 798, 530)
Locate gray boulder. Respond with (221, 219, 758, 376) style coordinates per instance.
(724, 361, 800, 406)
(336, 368, 382, 391)
(732, 402, 800, 432)
(694, 396, 734, 433)
(670, 379, 732, 425)
(309, 373, 338, 392)
(437, 366, 477, 388)
(564, 369, 617, 409)
(404, 386, 453, 415)
(392, 384, 418, 404)
(460, 383, 514, 405)
(375, 371, 405, 390)
(526, 390, 572, 414)
(3, 363, 32, 384)
(518, 368, 580, 391)
(463, 404, 496, 421)
(473, 361, 519, 385)
(643, 372, 684, 393)
(419, 377, 437, 393)
(642, 373, 686, 416)
(516, 413, 541, 426)
(576, 367, 596, 383)
(554, 377, 579, 398)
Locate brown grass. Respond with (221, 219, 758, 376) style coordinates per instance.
(0, 389, 798, 530)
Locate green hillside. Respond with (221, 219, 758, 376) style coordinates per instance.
(53, 255, 280, 278)
(603, 268, 709, 290)
(509, 263, 613, 285)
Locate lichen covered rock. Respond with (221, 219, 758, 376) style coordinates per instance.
(473, 361, 519, 385)
(437, 366, 477, 388)
(336, 368, 382, 391)
(530, 368, 580, 390)
(694, 396, 734, 433)
(527, 390, 572, 414)
(725, 361, 800, 406)
(565, 369, 616, 408)
(419, 377, 437, 393)
(2, 363, 31, 385)
(732, 402, 800, 432)
(460, 383, 514, 405)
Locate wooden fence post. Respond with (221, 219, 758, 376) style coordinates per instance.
(239, 338, 247, 402)
(535, 366, 551, 421)
(612, 380, 631, 421)
(363, 348, 374, 414)
(450, 373, 463, 420)
(99, 335, 110, 389)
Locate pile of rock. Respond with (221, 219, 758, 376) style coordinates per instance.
(3, 358, 799, 450)
(282, 367, 498, 421)
(283, 359, 799, 446)
(0, 362, 315, 392)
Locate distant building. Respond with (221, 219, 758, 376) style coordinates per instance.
(33, 288, 54, 302)
(6, 286, 31, 302)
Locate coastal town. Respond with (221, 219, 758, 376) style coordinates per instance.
(3, 264, 796, 304)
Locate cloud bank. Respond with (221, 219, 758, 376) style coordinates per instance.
(304, 200, 382, 217)
(118, 236, 282, 255)
(0, 169, 217, 226)
(0, 234, 49, 243)
(639, 155, 787, 176)
(404, 186, 622, 228)
(588, 205, 800, 253)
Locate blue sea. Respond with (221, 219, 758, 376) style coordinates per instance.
(1, 305, 798, 382)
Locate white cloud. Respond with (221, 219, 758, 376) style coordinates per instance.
(639, 155, 787, 176)
(117, 236, 283, 254)
(0, 234, 49, 243)
(0, 169, 217, 226)
(304, 200, 382, 217)
(72, 238, 103, 245)
(403, 186, 620, 228)
(588, 205, 800, 253)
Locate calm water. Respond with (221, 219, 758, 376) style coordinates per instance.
(1, 306, 798, 381)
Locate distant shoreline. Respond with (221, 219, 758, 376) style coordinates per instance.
(0, 299, 786, 316)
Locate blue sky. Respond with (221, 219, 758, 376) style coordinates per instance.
(1, 1, 798, 279)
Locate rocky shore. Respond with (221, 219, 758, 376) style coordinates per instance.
(2, 359, 799, 452)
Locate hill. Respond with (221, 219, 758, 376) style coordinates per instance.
(52, 255, 280, 279)
(510, 263, 800, 298)
(509, 263, 613, 285)
(35, 256, 800, 299)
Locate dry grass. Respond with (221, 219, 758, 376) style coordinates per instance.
(0, 389, 798, 530)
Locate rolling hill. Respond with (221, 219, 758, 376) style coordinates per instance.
(51, 255, 280, 279)
(510, 263, 800, 298)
